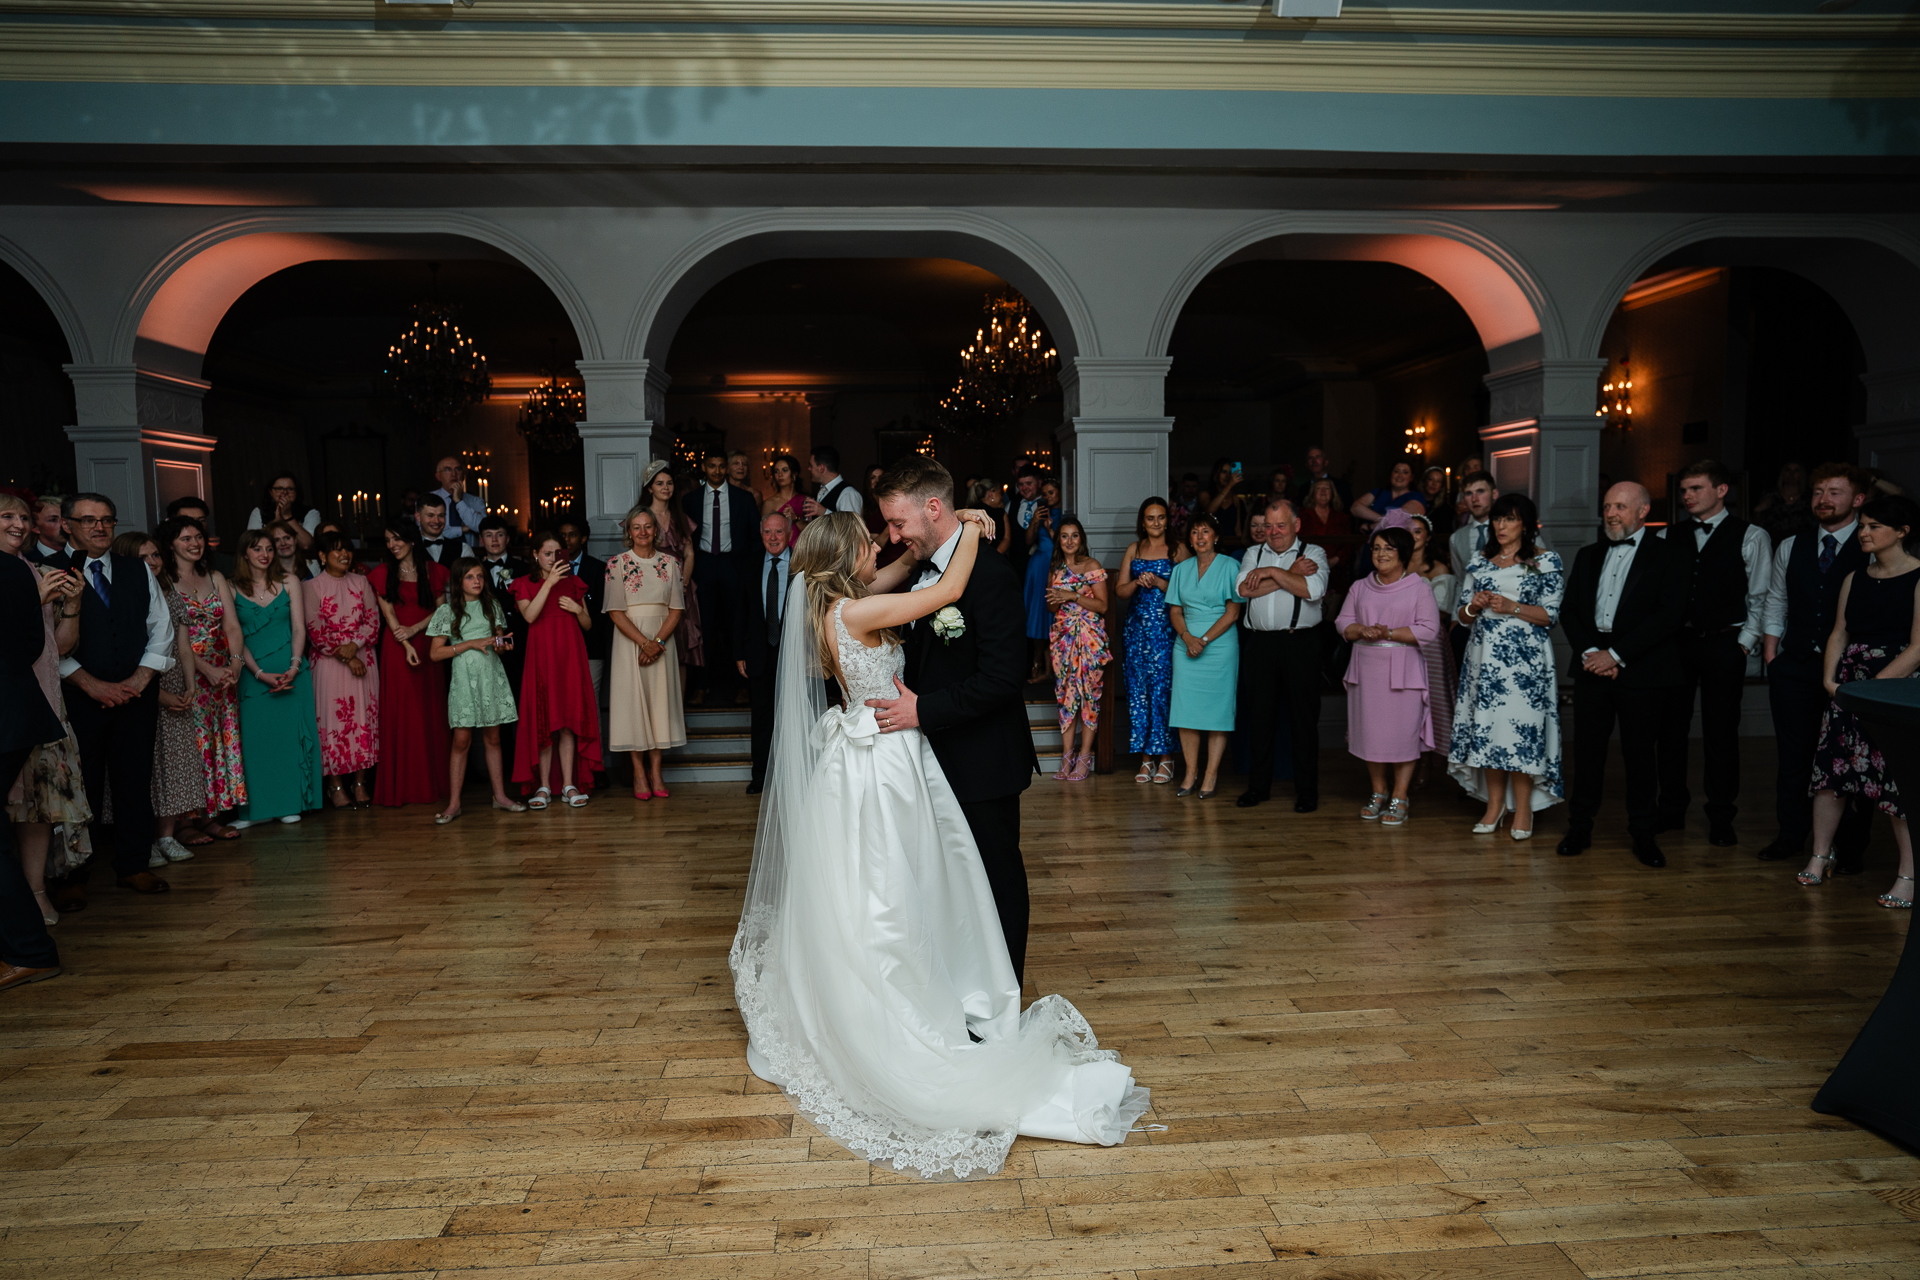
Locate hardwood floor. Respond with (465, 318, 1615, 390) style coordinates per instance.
(4, 747, 1918, 1280)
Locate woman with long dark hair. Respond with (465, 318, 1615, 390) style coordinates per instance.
(428, 557, 524, 821)
(229, 528, 323, 825)
(367, 516, 449, 807)
(304, 529, 380, 809)
(157, 514, 248, 831)
(1117, 496, 1185, 784)
(1045, 515, 1109, 782)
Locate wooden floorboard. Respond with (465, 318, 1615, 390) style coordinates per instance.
(3, 742, 1917, 1280)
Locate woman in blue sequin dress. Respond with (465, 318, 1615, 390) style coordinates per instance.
(1117, 497, 1185, 784)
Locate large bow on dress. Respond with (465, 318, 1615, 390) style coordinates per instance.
(814, 703, 882, 751)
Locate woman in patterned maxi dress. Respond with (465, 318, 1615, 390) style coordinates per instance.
(1117, 498, 1182, 785)
(1046, 516, 1109, 783)
(304, 531, 381, 808)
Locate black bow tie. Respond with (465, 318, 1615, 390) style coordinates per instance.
(1606, 536, 1638, 549)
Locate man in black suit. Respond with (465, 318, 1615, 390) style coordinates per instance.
(734, 511, 793, 795)
(866, 455, 1039, 982)
(23, 497, 69, 567)
(416, 494, 467, 568)
(1559, 481, 1690, 868)
(0, 550, 66, 990)
(683, 450, 762, 705)
(476, 515, 532, 782)
(56, 493, 176, 895)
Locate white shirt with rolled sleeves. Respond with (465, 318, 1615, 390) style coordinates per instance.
(1235, 540, 1328, 631)
(57, 554, 176, 678)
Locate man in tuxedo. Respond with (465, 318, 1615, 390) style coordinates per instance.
(1559, 481, 1689, 868)
(683, 450, 761, 705)
(1757, 463, 1874, 866)
(866, 455, 1039, 982)
(1655, 459, 1772, 846)
(56, 493, 176, 895)
(23, 497, 68, 567)
(0, 549, 65, 990)
(734, 512, 792, 795)
(416, 495, 467, 567)
(477, 515, 531, 781)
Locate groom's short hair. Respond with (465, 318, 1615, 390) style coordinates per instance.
(872, 454, 955, 509)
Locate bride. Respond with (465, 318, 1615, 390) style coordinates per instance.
(729, 510, 1151, 1179)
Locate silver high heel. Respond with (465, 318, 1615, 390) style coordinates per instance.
(1796, 851, 1835, 887)
(1879, 874, 1915, 909)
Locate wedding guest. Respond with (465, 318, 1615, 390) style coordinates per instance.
(157, 515, 247, 828)
(428, 557, 524, 822)
(762, 453, 805, 547)
(306, 520, 343, 579)
(1166, 512, 1243, 798)
(980, 483, 1013, 560)
(1558, 483, 1689, 867)
(228, 530, 322, 827)
(1023, 480, 1060, 683)
(1247, 510, 1269, 548)
(58, 493, 173, 896)
(1299, 476, 1355, 588)
(1351, 460, 1427, 527)
(606, 507, 687, 801)
(727, 450, 759, 504)
(148, 539, 210, 864)
(1262, 467, 1293, 511)
(734, 512, 791, 795)
(110, 530, 162, 576)
(245, 472, 321, 550)
(304, 530, 380, 810)
(1448, 471, 1501, 580)
(24, 496, 68, 566)
(1118, 497, 1182, 785)
(1796, 494, 1920, 907)
(0, 495, 89, 925)
(477, 515, 531, 781)
(1336, 526, 1442, 826)
(1753, 461, 1812, 546)
(1234, 498, 1328, 812)
(1758, 463, 1873, 866)
(1403, 512, 1458, 788)
(1169, 472, 1203, 531)
(685, 450, 759, 706)
(267, 519, 310, 582)
(0, 546, 65, 989)
(1655, 458, 1772, 846)
(1046, 516, 1109, 783)
(367, 518, 449, 808)
(415, 494, 465, 566)
(557, 517, 611, 711)
(514, 530, 601, 806)
(1200, 458, 1249, 551)
(430, 455, 485, 548)
(801, 444, 865, 520)
(1419, 466, 1456, 540)
(165, 496, 232, 574)
(1447, 494, 1566, 838)
(646, 460, 705, 700)
(1007, 466, 1041, 582)
(1293, 444, 1350, 510)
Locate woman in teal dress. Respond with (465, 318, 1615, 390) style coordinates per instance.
(1165, 512, 1244, 798)
(427, 557, 526, 822)
(230, 531, 323, 826)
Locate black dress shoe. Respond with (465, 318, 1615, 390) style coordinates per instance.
(1755, 835, 1802, 861)
(1654, 815, 1685, 834)
(1632, 838, 1667, 868)
(1236, 791, 1268, 809)
(1294, 796, 1318, 814)
(745, 781, 763, 796)
(1557, 833, 1589, 857)
(1708, 822, 1738, 847)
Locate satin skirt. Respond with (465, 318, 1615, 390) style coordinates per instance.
(732, 704, 1149, 1179)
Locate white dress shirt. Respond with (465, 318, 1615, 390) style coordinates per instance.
(908, 524, 965, 625)
(34, 540, 66, 561)
(431, 488, 486, 546)
(698, 482, 735, 555)
(1762, 518, 1859, 642)
(58, 553, 176, 679)
(1235, 539, 1328, 631)
(484, 556, 516, 590)
(761, 547, 792, 627)
(817, 476, 867, 517)
(247, 507, 324, 535)
(1585, 531, 1644, 666)
(1658, 506, 1772, 651)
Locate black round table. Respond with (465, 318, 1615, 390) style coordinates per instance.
(1810, 678, 1920, 1151)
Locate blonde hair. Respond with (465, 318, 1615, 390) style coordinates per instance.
(793, 511, 895, 683)
(0, 494, 28, 517)
(621, 504, 659, 551)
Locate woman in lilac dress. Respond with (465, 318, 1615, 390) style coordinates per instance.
(1334, 525, 1442, 827)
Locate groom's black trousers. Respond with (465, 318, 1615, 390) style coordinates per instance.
(959, 795, 1028, 986)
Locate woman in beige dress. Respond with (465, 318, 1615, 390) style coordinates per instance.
(605, 506, 686, 801)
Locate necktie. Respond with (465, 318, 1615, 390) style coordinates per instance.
(1820, 533, 1838, 574)
(710, 487, 722, 555)
(89, 559, 111, 608)
(1474, 522, 1487, 553)
(765, 556, 781, 646)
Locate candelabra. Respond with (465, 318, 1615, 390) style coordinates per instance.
(1597, 359, 1634, 429)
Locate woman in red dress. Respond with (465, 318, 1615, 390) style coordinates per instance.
(367, 517, 451, 806)
(512, 531, 603, 806)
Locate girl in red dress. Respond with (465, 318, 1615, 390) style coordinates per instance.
(368, 517, 451, 806)
(512, 531, 603, 806)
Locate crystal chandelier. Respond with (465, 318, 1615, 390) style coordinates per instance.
(1596, 358, 1633, 429)
(379, 263, 491, 425)
(518, 354, 585, 453)
(935, 289, 1058, 437)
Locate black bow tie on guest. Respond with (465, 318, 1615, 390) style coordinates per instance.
(1605, 534, 1639, 548)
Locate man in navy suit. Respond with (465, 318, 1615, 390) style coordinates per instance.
(683, 450, 761, 705)
(734, 512, 793, 794)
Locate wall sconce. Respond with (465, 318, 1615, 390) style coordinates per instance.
(1596, 359, 1633, 429)
(1404, 421, 1430, 457)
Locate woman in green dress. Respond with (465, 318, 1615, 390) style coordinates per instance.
(428, 557, 526, 822)
(1165, 512, 1244, 798)
(229, 530, 323, 826)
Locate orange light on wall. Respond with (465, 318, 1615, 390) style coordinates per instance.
(1596, 359, 1633, 429)
(1404, 420, 1430, 457)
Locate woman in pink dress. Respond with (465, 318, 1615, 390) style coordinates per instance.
(304, 530, 380, 806)
(512, 531, 603, 804)
(762, 453, 806, 549)
(1334, 525, 1442, 828)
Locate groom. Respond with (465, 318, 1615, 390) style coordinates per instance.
(867, 454, 1040, 982)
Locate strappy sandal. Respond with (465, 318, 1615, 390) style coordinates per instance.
(1134, 760, 1153, 783)
(1360, 792, 1389, 821)
(1381, 797, 1410, 826)
(1153, 760, 1174, 785)
(1879, 875, 1915, 909)
(327, 782, 349, 810)
(561, 786, 588, 808)
(1797, 851, 1835, 887)
(527, 787, 551, 811)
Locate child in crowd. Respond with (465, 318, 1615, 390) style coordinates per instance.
(428, 557, 527, 822)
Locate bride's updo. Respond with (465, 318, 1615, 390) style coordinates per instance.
(793, 511, 897, 676)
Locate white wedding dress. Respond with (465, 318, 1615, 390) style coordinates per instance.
(729, 593, 1150, 1179)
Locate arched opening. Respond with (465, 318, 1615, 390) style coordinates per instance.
(0, 259, 77, 497)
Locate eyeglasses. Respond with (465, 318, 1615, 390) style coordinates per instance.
(70, 516, 116, 529)
(270, 486, 296, 494)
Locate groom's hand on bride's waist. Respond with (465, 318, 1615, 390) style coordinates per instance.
(866, 676, 918, 733)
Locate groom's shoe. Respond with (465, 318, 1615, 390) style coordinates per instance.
(1294, 792, 1318, 814)
(1235, 790, 1267, 809)
(745, 781, 763, 796)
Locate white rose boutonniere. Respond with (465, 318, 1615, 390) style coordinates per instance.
(930, 604, 966, 645)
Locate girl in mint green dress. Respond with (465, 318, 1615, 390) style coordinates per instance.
(427, 558, 525, 821)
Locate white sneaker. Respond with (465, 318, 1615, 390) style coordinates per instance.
(278, 814, 302, 824)
(227, 819, 254, 830)
(148, 845, 169, 868)
(155, 836, 195, 862)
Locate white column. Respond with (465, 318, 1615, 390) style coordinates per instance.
(1858, 364, 1920, 491)
(1056, 357, 1174, 563)
(1480, 358, 1607, 556)
(63, 364, 215, 535)
(575, 359, 669, 558)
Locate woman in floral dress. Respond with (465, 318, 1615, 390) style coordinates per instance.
(158, 515, 247, 826)
(1116, 497, 1183, 784)
(1046, 516, 1109, 782)
(304, 530, 380, 806)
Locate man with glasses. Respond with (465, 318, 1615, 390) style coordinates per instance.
(431, 456, 486, 550)
(55, 494, 176, 898)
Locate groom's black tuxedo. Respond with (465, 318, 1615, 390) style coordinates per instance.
(904, 535, 1039, 981)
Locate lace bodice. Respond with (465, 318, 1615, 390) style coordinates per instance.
(833, 598, 905, 707)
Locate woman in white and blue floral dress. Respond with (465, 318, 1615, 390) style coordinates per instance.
(1447, 493, 1566, 837)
